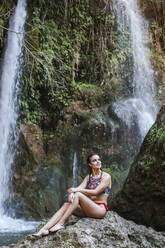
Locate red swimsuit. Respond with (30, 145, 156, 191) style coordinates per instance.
(96, 202, 109, 212)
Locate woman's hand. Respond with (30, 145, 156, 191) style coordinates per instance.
(68, 188, 77, 194)
(68, 193, 75, 203)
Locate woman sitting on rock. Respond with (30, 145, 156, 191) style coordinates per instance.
(33, 154, 111, 237)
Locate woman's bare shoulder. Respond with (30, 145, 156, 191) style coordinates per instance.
(84, 174, 90, 181)
(102, 171, 111, 179)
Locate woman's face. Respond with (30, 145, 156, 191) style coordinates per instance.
(89, 154, 101, 169)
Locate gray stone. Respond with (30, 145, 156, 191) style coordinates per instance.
(1, 212, 165, 248)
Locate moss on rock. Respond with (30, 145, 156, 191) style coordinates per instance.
(111, 105, 165, 231)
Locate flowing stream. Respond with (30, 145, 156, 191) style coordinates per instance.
(112, 0, 158, 142)
(0, 0, 38, 238)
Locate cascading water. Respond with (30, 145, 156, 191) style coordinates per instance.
(112, 0, 158, 142)
(0, 0, 37, 236)
(72, 152, 78, 187)
(0, 0, 27, 217)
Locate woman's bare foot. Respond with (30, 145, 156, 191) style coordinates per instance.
(32, 228, 49, 237)
(49, 223, 64, 233)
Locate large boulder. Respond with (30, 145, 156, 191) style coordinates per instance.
(1, 211, 165, 248)
(111, 105, 165, 231)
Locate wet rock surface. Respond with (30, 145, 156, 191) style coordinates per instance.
(20, 124, 45, 163)
(1, 212, 165, 248)
(111, 105, 165, 231)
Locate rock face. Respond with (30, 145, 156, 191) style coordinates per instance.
(1, 212, 165, 248)
(12, 101, 139, 219)
(111, 105, 165, 231)
(20, 124, 45, 163)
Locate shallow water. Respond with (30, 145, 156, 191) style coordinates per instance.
(0, 231, 33, 246)
(0, 215, 39, 246)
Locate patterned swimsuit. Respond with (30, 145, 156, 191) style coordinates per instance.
(86, 171, 110, 211)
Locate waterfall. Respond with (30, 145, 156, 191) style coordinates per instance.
(112, 0, 158, 141)
(0, 0, 27, 216)
(0, 0, 38, 233)
(72, 152, 78, 187)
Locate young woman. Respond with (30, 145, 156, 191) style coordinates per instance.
(33, 154, 111, 237)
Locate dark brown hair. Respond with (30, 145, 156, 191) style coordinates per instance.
(87, 154, 96, 165)
(87, 154, 103, 177)
(87, 154, 95, 175)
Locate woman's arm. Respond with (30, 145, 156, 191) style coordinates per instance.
(71, 174, 111, 196)
(67, 175, 89, 194)
(68, 193, 75, 203)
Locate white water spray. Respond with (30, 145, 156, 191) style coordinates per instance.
(113, 0, 158, 141)
(72, 152, 78, 187)
(0, 0, 38, 233)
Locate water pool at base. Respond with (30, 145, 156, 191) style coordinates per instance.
(0, 216, 39, 246)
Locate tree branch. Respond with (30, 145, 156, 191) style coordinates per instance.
(0, 24, 23, 35)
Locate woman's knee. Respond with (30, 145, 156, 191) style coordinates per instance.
(62, 202, 70, 209)
(74, 192, 85, 199)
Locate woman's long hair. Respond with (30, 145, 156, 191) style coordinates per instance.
(87, 154, 95, 176)
(87, 154, 103, 179)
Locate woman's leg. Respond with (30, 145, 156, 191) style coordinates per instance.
(72, 204, 87, 218)
(51, 192, 106, 229)
(33, 202, 71, 236)
(42, 202, 71, 230)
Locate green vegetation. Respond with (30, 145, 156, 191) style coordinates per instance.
(18, 0, 132, 129)
(146, 156, 156, 166)
(62, 241, 74, 248)
(140, 0, 165, 101)
(147, 123, 165, 144)
(0, 1, 14, 52)
(0, 0, 164, 130)
(103, 167, 125, 185)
